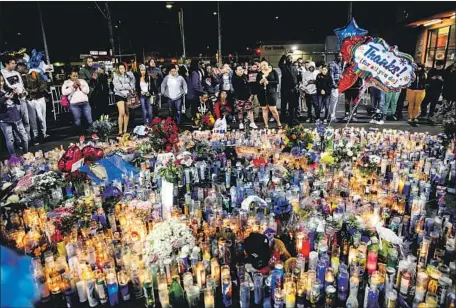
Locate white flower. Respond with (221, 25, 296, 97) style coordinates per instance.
(347, 150, 353, 157)
(346, 142, 353, 149)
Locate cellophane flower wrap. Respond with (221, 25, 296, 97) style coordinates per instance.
(144, 218, 195, 266)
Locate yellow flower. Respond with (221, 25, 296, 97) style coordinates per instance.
(307, 143, 313, 150)
(321, 151, 335, 165)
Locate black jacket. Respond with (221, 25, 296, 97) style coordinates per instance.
(256, 70, 279, 96)
(232, 73, 251, 100)
(22, 72, 48, 100)
(316, 73, 333, 96)
(426, 68, 445, 93)
(278, 55, 298, 90)
(443, 64, 456, 101)
(409, 71, 426, 90)
(135, 73, 157, 96)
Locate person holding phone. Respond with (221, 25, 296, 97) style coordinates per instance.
(62, 69, 96, 140)
(278, 50, 299, 126)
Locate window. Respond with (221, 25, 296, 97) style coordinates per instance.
(425, 25, 454, 68)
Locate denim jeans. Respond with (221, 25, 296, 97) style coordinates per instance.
(1, 120, 29, 155)
(168, 98, 182, 124)
(318, 95, 331, 119)
(370, 87, 385, 113)
(70, 102, 93, 134)
(17, 99, 30, 139)
(140, 95, 153, 125)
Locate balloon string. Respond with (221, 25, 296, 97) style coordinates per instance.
(344, 85, 368, 129)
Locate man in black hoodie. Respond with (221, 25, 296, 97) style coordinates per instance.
(278, 51, 299, 125)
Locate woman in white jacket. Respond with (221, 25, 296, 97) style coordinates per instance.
(62, 68, 95, 138)
(113, 63, 135, 136)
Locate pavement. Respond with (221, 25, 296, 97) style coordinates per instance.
(0, 97, 444, 160)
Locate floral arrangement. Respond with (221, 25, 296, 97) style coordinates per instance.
(65, 171, 89, 194)
(144, 218, 195, 266)
(332, 140, 361, 163)
(195, 112, 215, 130)
(29, 171, 65, 195)
(158, 160, 181, 184)
(358, 154, 380, 175)
(90, 115, 114, 141)
(149, 117, 179, 152)
(320, 151, 336, 166)
(284, 125, 314, 149)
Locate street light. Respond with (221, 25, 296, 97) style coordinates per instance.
(213, 12, 217, 15)
(166, 3, 173, 9)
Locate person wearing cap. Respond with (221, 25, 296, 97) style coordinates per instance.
(300, 61, 319, 123)
(136, 64, 155, 125)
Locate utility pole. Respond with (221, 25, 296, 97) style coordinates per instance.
(178, 8, 186, 58)
(37, 2, 52, 81)
(105, 2, 116, 57)
(217, 1, 222, 66)
(348, 1, 353, 21)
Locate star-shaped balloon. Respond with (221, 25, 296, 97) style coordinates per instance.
(334, 17, 368, 48)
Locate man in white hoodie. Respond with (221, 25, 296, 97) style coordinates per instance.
(1, 55, 30, 140)
(300, 62, 320, 123)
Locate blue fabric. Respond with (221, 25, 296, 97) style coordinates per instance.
(79, 155, 139, 184)
(1, 246, 40, 307)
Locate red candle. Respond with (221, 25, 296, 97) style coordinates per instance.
(301, 236, 310, 258)
(367, 250, 378, 275)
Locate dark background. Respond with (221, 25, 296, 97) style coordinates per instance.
(1, 1, 455, 62)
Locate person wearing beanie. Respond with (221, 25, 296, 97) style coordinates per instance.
(300, 61, 320, 123)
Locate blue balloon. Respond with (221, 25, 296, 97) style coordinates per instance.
(333, 17, 368, 48)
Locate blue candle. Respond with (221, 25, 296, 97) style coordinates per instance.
(403, 181, 410, 196)
(317, 260, 326, 288)
(107, 281, 119, 306)
(337, 270, 349, 302)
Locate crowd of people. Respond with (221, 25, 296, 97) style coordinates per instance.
(1, 51, 456, 156)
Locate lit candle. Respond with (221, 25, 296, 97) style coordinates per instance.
(285, 282, 296, 308)
(204, 287, 215, 308)
(367, 249, 378, 275)
(196, 262, 206, 288)
(325, 268, 335, 287)
(210, 258, 220, 285)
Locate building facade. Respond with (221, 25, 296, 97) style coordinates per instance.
(407, 11, 455, 68)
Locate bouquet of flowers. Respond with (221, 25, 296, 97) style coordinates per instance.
(194, 110, 215, 131)
(158, 160, 181, 184)
(30, 171, 65, 195)
(358, 154, 380, 174)
(284, 124, 314, 149)
(144, 218, 195, 266)
(149, 117, 179, 152)
(90, 115, 114, 141)
(333, 140, 361, 163)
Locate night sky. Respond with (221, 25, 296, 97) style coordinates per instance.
(1, 1, 454, 62)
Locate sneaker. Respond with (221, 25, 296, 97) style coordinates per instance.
(352, 116, 358, 122)
(323, 119, 328, 124)
(92, 134, 99, 140)
(377, 119, 384, 125)
(239, 123, 245, 130)
(269, 118, 275, 122)
(32, 140, 40, 146)
(369, 119, 376, 124)
(306, 118, 312, 123)
(343, 115, 349, 121)
(43, 134, 51, 139)
(392, 115, 397, 121)
(249, 122, 258, 129)
(412, 118, 418, 123)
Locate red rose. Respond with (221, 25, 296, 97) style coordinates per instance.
(165, 145, 172, 152)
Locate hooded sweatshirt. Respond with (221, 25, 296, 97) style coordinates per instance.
(62, 79, 90, 104)
(161, 74, 188, 100)
(301, 62, 319, 95)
